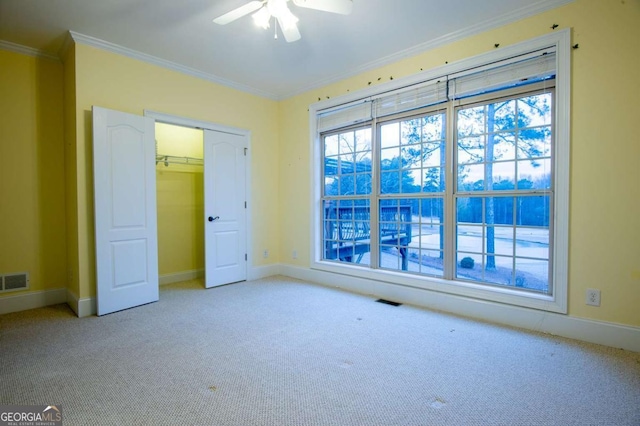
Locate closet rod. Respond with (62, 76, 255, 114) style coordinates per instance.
(156, 154, 203, 167)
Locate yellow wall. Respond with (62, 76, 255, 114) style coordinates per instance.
(279, 0, 640, 326)
(62, 43, 79, 300)
(155, 123, 204, 276)
(73, 44, 281, 299)
(156, 122, 203, 160)
(0, 49, 67, 296)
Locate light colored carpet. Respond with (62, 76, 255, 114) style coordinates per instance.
(1, 276, 639, 425)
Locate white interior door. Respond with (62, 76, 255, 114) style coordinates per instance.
(93, 106, 159, 315)
(204, 130, 247, 288)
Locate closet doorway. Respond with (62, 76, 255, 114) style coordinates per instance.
(93, 107, 249, 315)
(155, 123, 205, 285)
(155, 121, 248, 289)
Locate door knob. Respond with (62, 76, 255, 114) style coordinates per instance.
(208, 216, 220, 222)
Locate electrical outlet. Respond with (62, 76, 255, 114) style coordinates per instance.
(292, 250, 298, 259)
(586, 289, 601, 306)
(263, 249, 269, 259)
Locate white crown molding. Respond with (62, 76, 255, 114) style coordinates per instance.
(0, 39, 60, 61)
(68, 31, 279, 100)
(58, 31, 75, 60)
(282, 0, 574, 99)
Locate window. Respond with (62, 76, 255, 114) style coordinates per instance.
(377, 112, 446, 276)
(323, 127, 372, 266)
(455, 91, 553, 293)
(312, 32, 570, 313)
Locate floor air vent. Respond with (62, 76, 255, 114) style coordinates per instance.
(376, 299, 402, 306)
(1, 273, 29, 292)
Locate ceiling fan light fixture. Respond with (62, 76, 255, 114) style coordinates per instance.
(266, 0, 288, 18)
(278, 9, 298, 30)
(213, 0, 352, 42)
(267, 0, 298, 30)
(252, 7, 271, 29)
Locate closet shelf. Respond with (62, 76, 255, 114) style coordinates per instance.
(156, 154, 203, 167)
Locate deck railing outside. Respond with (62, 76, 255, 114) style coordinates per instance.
(324, 205, 412, 269)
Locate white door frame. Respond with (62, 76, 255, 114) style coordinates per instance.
(144, 109, 252, 284)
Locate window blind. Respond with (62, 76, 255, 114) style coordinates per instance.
(450, 49, 556, 100)
(317, 100, 372, 132)
(316, 47, 556, 133)
(374, 80, 448, 118)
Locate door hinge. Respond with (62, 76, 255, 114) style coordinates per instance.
(244, 201, 247, 208)
(244, 148, 248, 156)
(245, 253, 248, 261)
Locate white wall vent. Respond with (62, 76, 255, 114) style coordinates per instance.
(1, 272, 29, 292)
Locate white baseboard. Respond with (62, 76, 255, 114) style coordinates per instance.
(159, 265, 282, 285)
(248, 264, 282, 281)
(63, 265, 280, 318)
(66, 289, 96, 318)
(62, 265, 280, 318)
(0, 288, 67, 315)
(280, 264, 640, 353)
(66, 289, 79, 315)
(77, 297, 96, 317)
(159, 269, 204, 286)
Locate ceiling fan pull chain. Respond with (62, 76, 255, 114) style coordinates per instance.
(274, 16, 278, 39)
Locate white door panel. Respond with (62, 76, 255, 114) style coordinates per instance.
(109, 134, 146, 227)
(215, 231, 239, 267)
(112, 240, 148, 286)
(93, 106, 159, 315)
(204, 130, 247, 288)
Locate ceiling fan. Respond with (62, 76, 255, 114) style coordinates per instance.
(213, 0, 353, 43)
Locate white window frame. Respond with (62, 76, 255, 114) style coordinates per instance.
(309, 30, 570, 313)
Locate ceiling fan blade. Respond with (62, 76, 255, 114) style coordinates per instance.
(277, 17, 301, 42)
(213, 1, 264, 25)
(291, 0, 353, 15)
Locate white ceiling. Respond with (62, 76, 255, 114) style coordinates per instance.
(0, 0, 570, 99)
